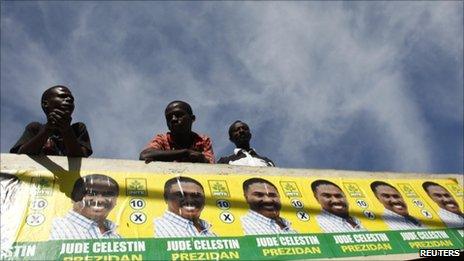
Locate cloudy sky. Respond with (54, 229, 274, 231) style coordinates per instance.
(1, 1, 462, 174)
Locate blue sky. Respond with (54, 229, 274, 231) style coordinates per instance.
(1, 1, 462, 174)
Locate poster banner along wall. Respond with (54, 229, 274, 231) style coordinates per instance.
(1, 168, 463, 260)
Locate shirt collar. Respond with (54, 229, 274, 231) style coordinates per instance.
(383, 208, 421, 225)
(165, 211, 212, 232)
(69, 210, 117, 231)
(234, 148, 257, 155)
(167, 132, 202, 148)
(321, 209, 359, 225)
(383, 208, 407, 219)
(439, 208, 464, 218)
(248, 210, 291, 229)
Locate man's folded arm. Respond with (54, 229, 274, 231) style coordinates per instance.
(15, 124, 50, 155)
(139, 148, 189, 162)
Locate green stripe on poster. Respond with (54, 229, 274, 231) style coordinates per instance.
(324, 231, 403, 257)
(390, 229, 462, 253)
(248, 234, 332, 260)
(2, 229, 463, 260)
(156, 237, 243, 260)
(447, 229, 464, 249)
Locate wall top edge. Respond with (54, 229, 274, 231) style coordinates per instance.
(1, 153, 462, 184)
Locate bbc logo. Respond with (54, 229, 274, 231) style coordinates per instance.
(419, 249, 461, 257)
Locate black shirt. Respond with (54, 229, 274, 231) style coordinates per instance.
(10, 122, 92, 156)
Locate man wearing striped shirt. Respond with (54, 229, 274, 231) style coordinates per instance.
(422, 182, 464, 228)
(241, 178, 297, 235)
(50, 174, 120, 240)
(312, 180, 365, 233)
(154, 176, 215, 237)
(371, 181, 425, 230)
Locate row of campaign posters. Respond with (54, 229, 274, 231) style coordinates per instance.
(1, 169, 463, 260)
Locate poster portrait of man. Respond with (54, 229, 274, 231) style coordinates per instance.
(50, 174, 120, 240)
(311, 180, 365, 233)
(241, 178, 297, 235)
(370, 181, 425, 230)
(1, 174, 23, 250)
(422, 182, 464, 228)
(154, 176, 216, 237)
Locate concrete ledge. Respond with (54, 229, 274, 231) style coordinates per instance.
(1, 154, 462, 186)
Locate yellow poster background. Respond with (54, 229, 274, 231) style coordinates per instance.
(12, 170, 463, 242)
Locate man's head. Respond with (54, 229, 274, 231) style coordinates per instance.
(371, 181, 409, 217)
(311, 180, 349, 217)
(229, 121, 252, 149)
(423, 182, 462, 215)
(41, 85, 74, 115)
(164, 176, 205, 221)
(243, 178, 281, 219)
(164, 101, 195, 135)
(71, 174, 119, 222)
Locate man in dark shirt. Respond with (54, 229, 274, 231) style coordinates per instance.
(218, 121, 274, 166)
(10, 85, 92, 157)
(139, 101, 214, 163)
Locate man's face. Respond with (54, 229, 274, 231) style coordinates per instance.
(165, 103, 194, 135)
(230, 122, 252, 147)
(73, 179, 118, 222)
(245, 182, 282, 219)
(426, 185, 462, 215)
(314, 184, 349, 217)
(374, 185, 409, 216)
(44, 87, 75, 115)
(166, 181, 205, 221)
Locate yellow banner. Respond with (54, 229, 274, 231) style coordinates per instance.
(7, 170, 463, 242)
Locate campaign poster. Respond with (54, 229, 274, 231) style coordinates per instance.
(1, 170, 462, 260)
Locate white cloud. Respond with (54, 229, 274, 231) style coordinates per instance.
(1, 1, 462, 172)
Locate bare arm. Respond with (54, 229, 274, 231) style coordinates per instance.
(139, 148, 189, 162)
(139, 148, 208, 163)
(186, 150, 208, 163)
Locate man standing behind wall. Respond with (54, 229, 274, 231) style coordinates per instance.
(10, 85, 92, 157)
(218, 121, 274, 167)
(140, 101, 214, 163)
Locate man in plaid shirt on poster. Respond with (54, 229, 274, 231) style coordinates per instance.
(50, 174, 121, 240)
(154, 176, 216, 237)
(312, 180, 366, 233)
(241, 178, 297, 235)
